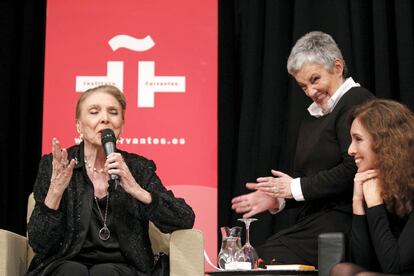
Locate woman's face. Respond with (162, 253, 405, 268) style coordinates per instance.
(76, 91, 124, 147)
(348, 118, 376, 172)
(292, 61, 344, 111)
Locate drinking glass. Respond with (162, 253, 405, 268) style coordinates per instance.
(235, 218, 258, 269)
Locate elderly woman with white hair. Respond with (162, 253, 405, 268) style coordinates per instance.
(231, 31, 374, 266)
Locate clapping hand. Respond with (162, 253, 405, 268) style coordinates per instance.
(254, 170, 293, 199)
(231, 185, 279, 218)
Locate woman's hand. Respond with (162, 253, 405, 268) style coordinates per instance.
(255, 170, 293, 199)
(362, 178, 383, 208)
(105, 152, 152, 204)
(45, 138, 77, 209)
(231, 185, 280, 218)
(352, 169, 378, 214)
(353, 170, 377, 199)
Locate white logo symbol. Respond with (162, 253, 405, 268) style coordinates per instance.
(108, 35, 155, 52)
(75, 34, 186, 108)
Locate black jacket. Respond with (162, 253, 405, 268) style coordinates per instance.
(26, 144, 195, 275)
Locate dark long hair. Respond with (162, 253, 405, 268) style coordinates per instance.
(350, 99, 414, 217)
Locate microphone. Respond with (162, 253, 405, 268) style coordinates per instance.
(101, 128, 120, 189)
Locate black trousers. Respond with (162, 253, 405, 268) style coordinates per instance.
(257, 210, 352, 266)
(48, 261, 145, 276)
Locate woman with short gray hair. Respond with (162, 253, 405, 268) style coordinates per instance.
(232, 31, 374, 266)
(287, 31, 348, 78)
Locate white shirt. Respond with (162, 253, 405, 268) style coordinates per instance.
(307, 77, 360, 118)
(272, 78, 360, 214)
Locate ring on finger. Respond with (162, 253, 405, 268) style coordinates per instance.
(60, 160, 69, 168)
(272, 186, 278, 193)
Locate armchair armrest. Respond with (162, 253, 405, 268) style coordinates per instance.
(149, 222, 204, 276)
(170, 229, 204, 276)
(0, 229, 28, 276)
(318, 232, 346, 276)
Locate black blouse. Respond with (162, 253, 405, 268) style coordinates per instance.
(73, 193, 128, 265)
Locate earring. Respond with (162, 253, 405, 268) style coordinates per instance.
(76, 133, 83, 145)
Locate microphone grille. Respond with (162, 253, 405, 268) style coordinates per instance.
(101, 128, 116, 144)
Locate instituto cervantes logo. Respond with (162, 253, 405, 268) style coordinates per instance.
(75, 34, 186, 108)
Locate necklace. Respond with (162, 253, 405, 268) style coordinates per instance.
(85, 159, 104, 173)
(94, 194, 110, 240)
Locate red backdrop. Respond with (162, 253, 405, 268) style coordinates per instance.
(42, 0, 217, 267)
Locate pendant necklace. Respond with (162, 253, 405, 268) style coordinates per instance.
(94, 194, 110, 240)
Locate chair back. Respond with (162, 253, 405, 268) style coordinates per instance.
(26, 194, 35, 268)
(318, 232, 346, 276)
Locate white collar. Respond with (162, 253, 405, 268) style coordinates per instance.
(307, 77, 360, 117)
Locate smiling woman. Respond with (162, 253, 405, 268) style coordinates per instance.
(331, 99, 414, 275)
(26, 85, 195, 276)
(231, 31, 374, 266)
(348, 118, 376, 173)
(292, 61, 345, 111)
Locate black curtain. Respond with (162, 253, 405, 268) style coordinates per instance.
(1, 0, 414, 253)
(0, 1, 46, 235)
(219, 0, 414, 248)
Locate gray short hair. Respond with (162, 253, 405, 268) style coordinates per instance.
(287, 31, 347, 77)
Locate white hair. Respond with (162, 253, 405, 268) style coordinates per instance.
(287, 31, 347, 77)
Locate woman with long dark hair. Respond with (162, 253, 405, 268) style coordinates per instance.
(331, 99, 414, 275)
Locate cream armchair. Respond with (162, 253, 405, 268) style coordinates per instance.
(0, 193, 204, 276)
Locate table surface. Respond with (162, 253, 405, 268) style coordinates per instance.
(206, 269, 318, 276)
